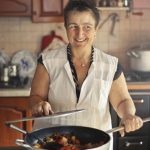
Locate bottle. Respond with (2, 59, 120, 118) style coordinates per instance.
(100, 0, 108, 7)
(2, 66, 9, 82)
(123, 0, 129, 7)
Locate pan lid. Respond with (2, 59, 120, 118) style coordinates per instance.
(5, 109, 85, 124)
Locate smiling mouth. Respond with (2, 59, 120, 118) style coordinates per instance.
(75, 38, 86, 42)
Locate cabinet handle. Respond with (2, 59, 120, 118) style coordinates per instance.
(125, 141, 143, 147)
(133, 99, 144, 104)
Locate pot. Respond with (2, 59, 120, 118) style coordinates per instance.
(127, 49, 150, 72)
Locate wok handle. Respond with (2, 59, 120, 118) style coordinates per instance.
(5, 123, 27, 135)
(6, 123, 44, 145)
(16, 139, 32, 149)
(106, 126, 124, 134)
(106, 117, 150, 134)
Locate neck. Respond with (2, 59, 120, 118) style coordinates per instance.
(71, 46, 92, 60)
(71, 46, 92, 68)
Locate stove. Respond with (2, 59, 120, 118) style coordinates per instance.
(124, 71, 150, 82)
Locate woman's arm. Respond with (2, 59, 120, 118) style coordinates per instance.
(109, 72, 143, 136)
(29, 63, 53, 116)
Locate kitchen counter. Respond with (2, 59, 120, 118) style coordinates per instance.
(0, 82, 150, 97)
(0, 88, 30, 97)
(127, 82, 150, 90)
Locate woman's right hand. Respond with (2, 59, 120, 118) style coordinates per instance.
(31, 101, 54, 117)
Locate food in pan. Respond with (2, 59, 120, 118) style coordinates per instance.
(33, 132, 105, 150)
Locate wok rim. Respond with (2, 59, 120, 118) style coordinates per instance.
(24, 125, 111, 149)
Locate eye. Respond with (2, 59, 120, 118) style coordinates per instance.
(86, 25, 91, 29)
(67, 24, 78, 30)
(83, 25, 92, 31)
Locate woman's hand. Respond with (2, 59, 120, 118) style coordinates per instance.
(119, 114, 143, 137)
(31, 101, 54, 117)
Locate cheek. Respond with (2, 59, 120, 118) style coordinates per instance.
(67, 30, 75, 38)
(87, 32, 95, 39)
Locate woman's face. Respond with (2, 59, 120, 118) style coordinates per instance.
(66, 10, 97, 49)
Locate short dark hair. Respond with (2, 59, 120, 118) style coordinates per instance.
(64, 0, 100, 28)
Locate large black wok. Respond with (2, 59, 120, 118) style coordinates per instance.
(6, 124, 111, 150)
(6, 117, 150, 150)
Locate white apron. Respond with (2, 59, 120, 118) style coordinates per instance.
(33, 45, 118, 150)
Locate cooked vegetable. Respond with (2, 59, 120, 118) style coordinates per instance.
(33, 132, 105, 150)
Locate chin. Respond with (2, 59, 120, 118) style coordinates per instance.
(74, 42, 88, 48)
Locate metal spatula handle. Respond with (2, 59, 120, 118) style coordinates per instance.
(106, 117, 150, 134)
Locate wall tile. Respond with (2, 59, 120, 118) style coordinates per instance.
(0, 9, 150, 71)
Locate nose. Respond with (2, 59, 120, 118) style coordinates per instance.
(76, 26, 84, 38)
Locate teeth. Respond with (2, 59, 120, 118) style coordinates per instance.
(76, 39, 85, 42)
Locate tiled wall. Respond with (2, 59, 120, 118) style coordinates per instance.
(0, 8, 150, 70)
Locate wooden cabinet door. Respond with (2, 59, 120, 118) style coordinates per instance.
(0, 0, 31, 16)
(0, 107, 23, 146)
(0, 97, 32, 147)
(32, 0, 69, 22)
(133, 0, 150, 8)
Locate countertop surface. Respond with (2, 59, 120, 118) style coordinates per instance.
(127, 82, 150, 90)
(0, 88, 30, 97)
(0, 82, 150, 97)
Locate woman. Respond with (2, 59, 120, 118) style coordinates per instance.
(29, 1, 143, 149)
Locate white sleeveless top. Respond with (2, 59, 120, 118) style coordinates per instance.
(33, 45, 118, 150)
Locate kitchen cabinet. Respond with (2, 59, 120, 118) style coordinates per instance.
(97, 7, 129, 11)
(96, 0, 130, 11)
(133, 0, 150, 9)
(0, 97, 32, 147)
(0, 0, 31, 16)
(116, 92, 150, 150)
(32, 0, 69, 23)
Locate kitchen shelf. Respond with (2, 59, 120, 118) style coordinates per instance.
(97, 7, 130, 11)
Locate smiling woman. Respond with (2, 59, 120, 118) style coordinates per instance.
(29, 1, 143, 150)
